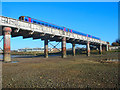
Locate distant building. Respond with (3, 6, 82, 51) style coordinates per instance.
(18, 47, 52, 52)
(52, 48, 61, 52)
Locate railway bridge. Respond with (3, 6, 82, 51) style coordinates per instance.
(0, 16, 109, 62)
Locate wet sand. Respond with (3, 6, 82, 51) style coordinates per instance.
(2, 55, 119, 88)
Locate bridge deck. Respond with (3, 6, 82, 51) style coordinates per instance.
(0, 16, 107, 45)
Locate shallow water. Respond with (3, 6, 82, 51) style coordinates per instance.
(106, 59, 120, 62)
(0, 54, 32, 59)
(0, 54, 61, 59)
(11, 61, 19, 63)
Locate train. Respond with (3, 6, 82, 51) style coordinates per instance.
(19, 16, 101, 40)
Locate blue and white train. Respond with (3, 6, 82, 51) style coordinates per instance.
(19, 16, 101, 40)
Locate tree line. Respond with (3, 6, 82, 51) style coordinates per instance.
(111, 39, 120, 46)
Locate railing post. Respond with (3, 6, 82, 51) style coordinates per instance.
(86, 41, 90, 56)
(3, 27, 12, 62)
(44, 39, 48, 58)
(72, 43, 75, 56)
(62, 37, 66, 58)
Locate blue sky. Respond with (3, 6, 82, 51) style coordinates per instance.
(0, 2, 118, 50)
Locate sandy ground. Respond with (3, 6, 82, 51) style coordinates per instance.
(2, 55, 120, 88)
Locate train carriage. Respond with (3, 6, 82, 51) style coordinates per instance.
(19, 16, 101, 40)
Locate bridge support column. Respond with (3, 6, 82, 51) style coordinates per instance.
(72, 43, 75, 56)
(62, 37, 66, 58)
(44, 39, 48, 58)
(106, 44, 108, 51)
(3, 27, 12, 62)
(102, 45, 105, 51)
(99, 44, 102, 54)
(86, 41, 90, 56)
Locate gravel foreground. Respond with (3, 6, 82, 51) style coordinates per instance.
(2, 55, 120, 88)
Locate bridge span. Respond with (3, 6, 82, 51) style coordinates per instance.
(0, 16, 109, 62)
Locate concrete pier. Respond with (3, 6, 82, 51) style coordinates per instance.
(102, 45, 105, 51)
(99, 44, 102, 54)
(86, 41, 90, 56)
(106, 44, 108, 51)
(72, 43, 75, 56)
(44, 39, 48, 58)
(62, 37, 66, 58)
(3, 27, 12, 62)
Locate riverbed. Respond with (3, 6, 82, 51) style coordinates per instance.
(2, 55, 119, 88)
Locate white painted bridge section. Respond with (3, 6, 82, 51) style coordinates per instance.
(0, 16, 107, 45)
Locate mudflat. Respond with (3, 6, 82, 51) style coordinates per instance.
(2, 55, 119, 88)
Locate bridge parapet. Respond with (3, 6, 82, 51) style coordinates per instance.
(0, 16, 107, 45)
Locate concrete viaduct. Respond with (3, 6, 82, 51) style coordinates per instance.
(0, 16, 109, 62)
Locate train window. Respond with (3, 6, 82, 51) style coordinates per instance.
(39, 22, 42, 25)
(60, 27, 62, 30)
(25, 19, 28, 21)
(33, 21, 36, 23)
(19, 17, 21, 20)
(21, 17, 24, 20)
(42, 23, 44, 25)
(45, 24, 48, 26)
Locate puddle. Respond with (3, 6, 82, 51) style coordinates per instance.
(106, 59, 120, 62)
(11, 61, 19, 63)
(49, 54, 61, 56)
